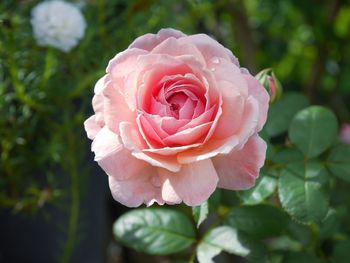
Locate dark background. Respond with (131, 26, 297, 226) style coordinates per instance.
(1, 0, 350, 262)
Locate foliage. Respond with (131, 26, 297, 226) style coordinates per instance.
(1, 0, 350, 262)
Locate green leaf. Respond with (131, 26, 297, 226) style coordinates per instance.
(267, 236, 302, 251)
(238, 174, 277, 205)
(319, 209, 340, 240)
(289, 106, 338, 158)
(332, 240, 350, 263)
(265, 92, 309, 137)
(278, 163, 329, 224)
(272, 148, 304, 164)
(192, 189, 221, 228)
(113, 208, 195, 255)
(224, 205, 288, 238)
(196, 226, 266, 263)
(283, 252, 323, 263)
(287, 220, 311, 245)
(192, 201, 209, 228)
(327, 144, 350, 182)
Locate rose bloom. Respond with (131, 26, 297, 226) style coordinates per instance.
(84, 28, 269, 207)
(31, 0, 86, 52)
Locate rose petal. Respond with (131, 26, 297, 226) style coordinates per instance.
(103, 81, 136, 133)
(128, 55, 191, 111)
(109, 165, 164, 207)
(209, 58, 248, 98)
(243, 74, 270, 131)
(178, 98, 196, 119)
(213, 135, 267, 190)
(84, 115, 102, 140)
(94, 75, 107, 95)
(179, 105, 216, 131)
(143, 143, 201, 156)
(129, 28, 186, 51)
(120, 121, 181, 172)
(160, 116, 189, 135)
(179, 34, 239, 66)
(106, 48, 148, 85)
(177, 134, 239, 164)
(151, 37, 206, 66)
(140, 113, 169, 138)
(212, 84, 245, 139)
(163, 122, 212, 146)
(235, 96, 260, 148)
(91, 126, 120, 161)
(90, 126, 145, 180)
(158, 159, 219, 206)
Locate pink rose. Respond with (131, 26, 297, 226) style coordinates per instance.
(84, 28, 269, 207)
(339, 123, 350, 144)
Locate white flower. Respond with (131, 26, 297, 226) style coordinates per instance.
(31, 0, 86, 52)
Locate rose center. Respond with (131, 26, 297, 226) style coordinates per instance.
(170, 103, 180, 112)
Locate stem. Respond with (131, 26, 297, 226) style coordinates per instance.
(227, 0, 257, 72)
(60, 131, 80, 263)
(40, 48, 55, 90)
(306, 0, 341, 101)
(189, 248, 197, 263)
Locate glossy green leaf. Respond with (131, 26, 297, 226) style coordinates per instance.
(192, 189, 221, 228)
(192, 201, 209, 228)
(327, 144, 350, 182)
(272, 148, 304, 164)
(265, 92, 309, 137)
(113, 208, 195, 255)
(224, 205, 288, 238)
(319, 209, 340, 240)
(267, 236, 302, 251)
(287, 220, 311, 245)
(289, 106, 338, 158)
(196, 226, 266, 263)
(278, 163, 329, 224)
(238, 175, 277, 205)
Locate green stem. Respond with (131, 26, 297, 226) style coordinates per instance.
(40, 48, 55, 90)
(189, 248, 197, 263)
(60, 131, 80, 263)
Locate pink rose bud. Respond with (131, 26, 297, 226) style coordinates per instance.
(84, 28, 269, 207)
(339, 123, 350, 144)
(255, 68, 282, 103)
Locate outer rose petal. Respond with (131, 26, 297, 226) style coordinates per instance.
(84, 115, 102, 140)
(91, 126, 146, 180)
(212, 85, 244, 139)
(92, 76, 107, 126)
(129, 28, 186, 51)
(151, 37, 206, 66)
(106, 48, 148, 85)
(103, 81, 136, 133)
(94, 75, 107, 94)
(158, 159, 219, 206)
(213, 135, 267, 190)
(180, 34, 239, 66)
(109, 166, 164, 207)
(243, 74, 270, 131)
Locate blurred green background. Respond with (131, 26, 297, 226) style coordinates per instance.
(1, 0, 350, 262)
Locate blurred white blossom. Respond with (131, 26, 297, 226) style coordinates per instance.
(31, 0, 86, 52)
